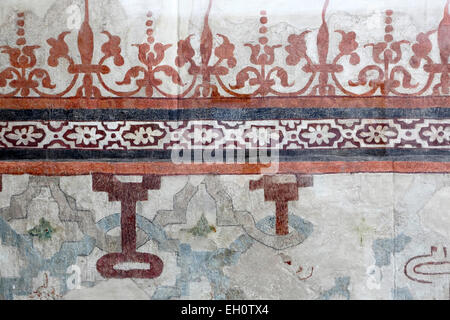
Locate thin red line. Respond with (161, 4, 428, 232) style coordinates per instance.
(0, 96, 449, 109)
(0, 161, 448, 175)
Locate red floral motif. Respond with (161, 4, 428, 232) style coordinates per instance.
(284, 0, 355, 96)
(243, 125, 283, 148)
(356, 124, 399, 145)
(175, 0, 236, 97)
(116, 12, 183, 97)
(0, 13, 55, 97)
(46, 0, 125, 97)
(286, 32, 310, 67)
(434, 0, 450, 94)
(0, 0, 450, 98)
(122, 124, 166, 147)
(420, 124, 450, 146)
(410, 31, 434, 69)
(4, 125, 45, 147)
(47, 32, 71, 68)
(230, 11, 293, 97)
(0, 119, 448, 151)
(336, 31, 360, 65)
(101, 32, 124, 67)
(299, 124, 341, 147)
(63, 125, 106, 148)
(183, 124, 224, 147)
(348, 10, 421, 95)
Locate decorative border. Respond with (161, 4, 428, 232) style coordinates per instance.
(0, 161, 448, 175)
(1, 107, 449, 121)
(0, 0, 449, 174)
(0, 0, 450, 101)
(0, 96, 449, 110)
(0, 119, 448, 151)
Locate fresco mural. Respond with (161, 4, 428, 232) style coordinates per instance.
(0, 0, 449, 300)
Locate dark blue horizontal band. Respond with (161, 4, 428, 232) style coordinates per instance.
(0, 148, 448, 162)
(0, 107, 449, 121)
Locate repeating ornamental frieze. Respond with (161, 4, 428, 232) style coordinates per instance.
(1, 0, 450, 99)
(0, 119, 448, 150)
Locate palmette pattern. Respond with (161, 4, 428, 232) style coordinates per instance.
(1, 0, 450, 99)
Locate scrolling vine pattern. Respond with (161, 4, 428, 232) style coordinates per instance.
(1, 0, 450, 98)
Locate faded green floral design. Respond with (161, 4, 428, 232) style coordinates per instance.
(187, 214, 216, 237)
(27, 218, 56, 240)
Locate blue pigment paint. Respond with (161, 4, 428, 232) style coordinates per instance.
(153, 235, 254, 300)
(255, 214, 313, 237)
(319, 276, 351, 300)
(0, 217, 95, 299)
(392, 287, 414, 300)
(372, 234, 412, 267)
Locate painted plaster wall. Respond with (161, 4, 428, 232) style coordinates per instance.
(0, 173, 449, 300)
(0, 0, 449, 300)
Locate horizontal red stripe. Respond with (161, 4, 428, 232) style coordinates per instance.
(0, 96, 449, 109)
(0, 161, 448, 175)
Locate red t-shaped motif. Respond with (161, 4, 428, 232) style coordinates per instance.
(250, 175, 313, 235)
(92, 173, 163, 279)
